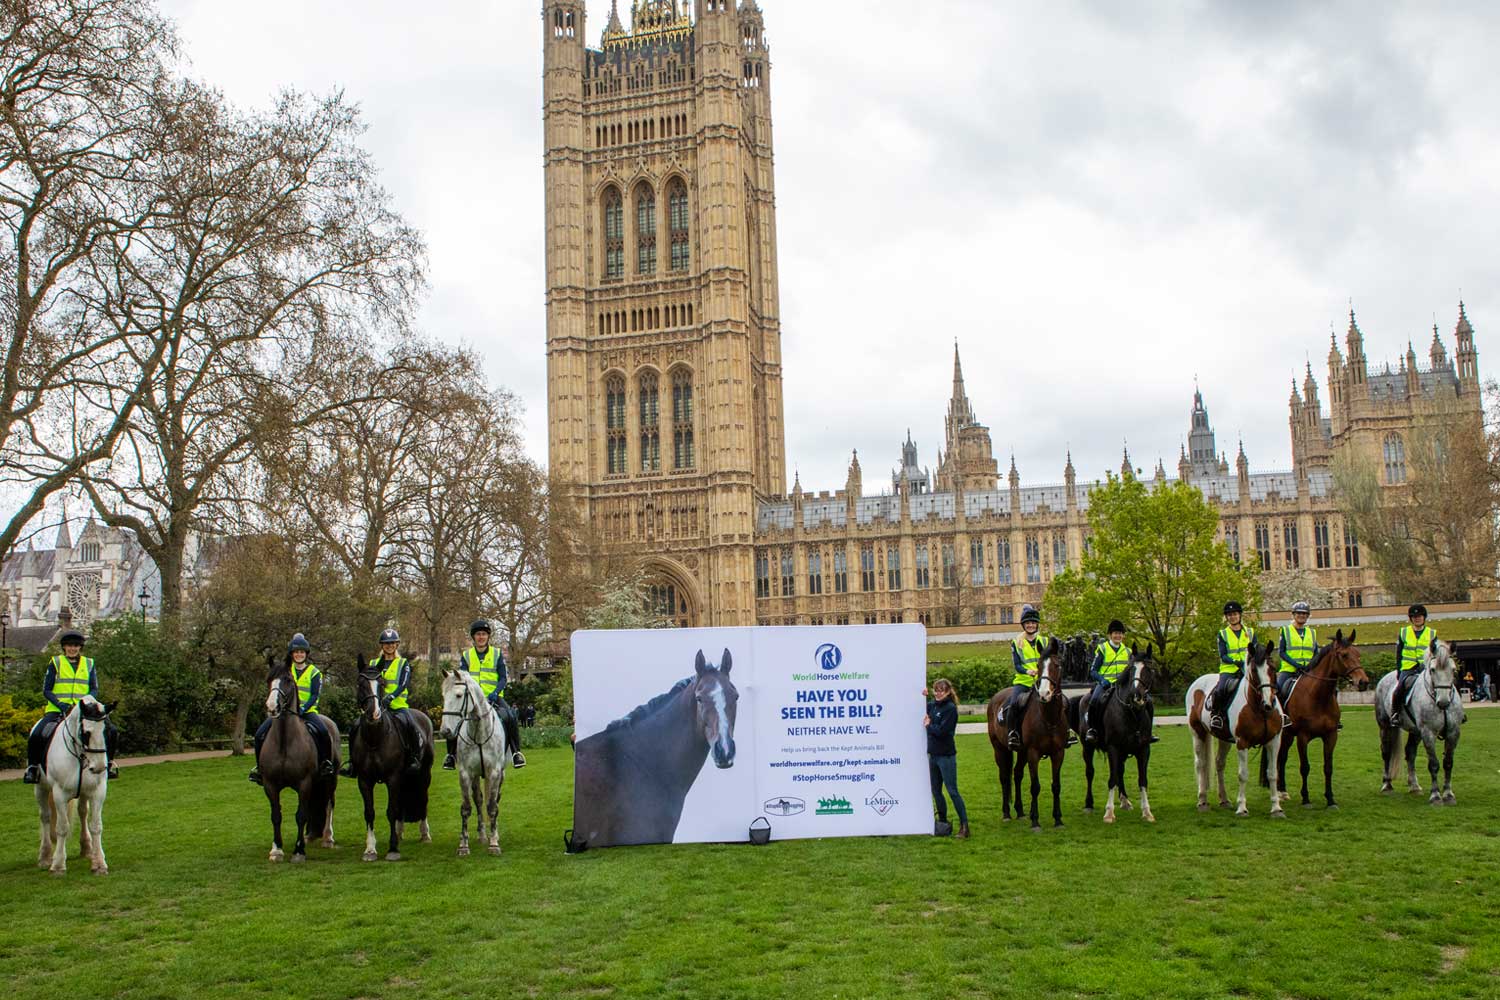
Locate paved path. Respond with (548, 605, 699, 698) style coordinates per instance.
(957, 699, 1500, 736)
(0, 749, 232, 783)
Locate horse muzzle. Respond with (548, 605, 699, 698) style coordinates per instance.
(712, 738, 736, 769)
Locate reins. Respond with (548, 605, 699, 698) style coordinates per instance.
(441, 679, 499, 771)
(59, 705, 108, 800)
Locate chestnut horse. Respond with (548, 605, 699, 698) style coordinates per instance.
(1272, 630, 1368, 809)
(1186, 639, 1285, 818)
(987, 640, 1069, 831)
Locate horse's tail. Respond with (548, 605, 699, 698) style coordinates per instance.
(1065, 694, 1081, 734)
(400, 760, 431, 823)
(305, 778, 333, 838)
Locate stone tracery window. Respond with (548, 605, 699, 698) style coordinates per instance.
(635, 182, 657, 275)
(668, 179, 690, 272)
(638, 371, 660, 473)
(603, 187, 624, 280)
(605, 374, 627, 475)
(1383, 433, 1406, 484)
(671, 368, 694, 470)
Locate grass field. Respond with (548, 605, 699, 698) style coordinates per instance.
(927, 616, 1500, 666)
(2, 714, 1498, 1000)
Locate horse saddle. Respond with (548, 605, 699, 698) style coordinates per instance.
(1277, 673, 1298, 703)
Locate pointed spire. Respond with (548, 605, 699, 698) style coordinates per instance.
(1121, 441, 1133, 481)
(1008, 453, 1020, 491)
(1458, 299, 1472, 333)
(604, 0, 625, 40)
(1154, 458, 1167, 482)
(55, 514, 71, 551)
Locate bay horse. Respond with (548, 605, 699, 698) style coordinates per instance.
(350, 655, 434, 861)
(438, 668, 507, 857)
(572, 648, 738, 849)
(1272, 630, 1368, 809)
(1375, 639, 1465, 804)
(987, 640, 1069, 831)
(259, 656, 339, 862)
(35, 695, 114, 875)
(1186, 638, 1285, 818)
(1071, 644, 1157, 824)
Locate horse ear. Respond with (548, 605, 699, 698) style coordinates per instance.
(695, 650, 707, 676)
(1131, 642, 1140, 657)
(720, 648, 733, 676)
(1448, 641, 1459, 657)
(104, 701, 118, 716)
(1347, 628, 1356, 646)
(357, 652, 367, 672)
(1048, 638, 1060, 655)
(1333, 628, 1343, 644)
(1430, 638, 1439, 653)
(283, 651, 293, 670)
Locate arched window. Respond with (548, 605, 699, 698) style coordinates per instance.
(603, 187, 624, 280)
(644, 575, 692, 628)
(1383, 433, 1406, 484)
(639, 371, 660, 472)
(668, 180, 690, 272)
(605, 375, 627, 475)
(635, 182, 657, 275)
(671, 369, 694, 470)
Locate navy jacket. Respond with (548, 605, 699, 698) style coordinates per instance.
(925, 698, 958, 757)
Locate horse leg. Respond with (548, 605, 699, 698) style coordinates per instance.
(1137, 749, 1155, 824)
(360, 780, 379, 862)
(1214, 739, 1232, 808)
(291, 794, 308, 864)
(1234, 747, 1249, 817)
(48, 788, 71, 874)
(1404, 731, 1422, 794)
(1082, 745, 1095, 814)
(386, 781, 403, 861)
(487, 768, 503, 855)
(36, 788, 53, 869)
(323, 780, 337, 849)
(1422, 731, 1442, 805)
(77, 796, 92, 861)
(458, 769, 473, 857)
(1028, 754, 1042, 832)
(85, 792, 106, 875)
(267, 785, 285, 863)
(1378, 722, 1395, 793)
(1441, 732, 1458, 805)
(1191, 733, 1210, 812)
(1267, 737, 1285, 819)
(1297, 733, 1312, 807)
(1103, 747, 1121, 824)
(1050, 754, 1063, 828)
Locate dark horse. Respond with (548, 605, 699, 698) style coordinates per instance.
(349, 655, 434, 862)
(987, 640, 1069, 831)
(259, 655, 339, 863)
(572, 648, 738, 849)
(1271, 630, 1369, 809)
(1070, 644, 1157, 823)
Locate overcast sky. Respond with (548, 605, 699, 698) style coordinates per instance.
(157, 0, 1499, 494)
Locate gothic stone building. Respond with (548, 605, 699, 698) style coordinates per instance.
(542, 2, 1483, 628)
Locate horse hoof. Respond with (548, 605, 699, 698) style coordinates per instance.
(91, 866, 108, 876)
(1082, 807, 1094, 815)
(322, 839, 336, 849)
(385, 852, 401, 862)
(268, 850, 283, 863)
(290, 854, 306, 864)
(1235, 808, 1249, 818)
(49, 867, 66, 877)
(1001, 815, 1011, 824)
(1302, 802, 1318, 810)
(1103, 813, 1115, 825)
(420, 834, 432, 844)
(362, 851, 377, 862)
(1429, 798, 1443, 807)
(1326, 803, 1339, 811)
(1271, 810, 1286, 820)
(1443, 793, 1457, 805)
(1142, 812, 1156, 824)
(488, 846, 502, 856)
(1197, 803, 1210, 813)
(1030, 826, 1043, 834)
(457, 847, 470, 858)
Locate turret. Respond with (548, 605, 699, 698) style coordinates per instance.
(1236, 439, 1250, 492)
(1064, 450, 1076, 506)
(1008, 455, 1020, 514)
(1121, 443, 1134, 481)
(1455, 301, 1479, 389)
(1430, 324, 1449, 372)
(1404, 341, 1420, 398)
(1345, 308, 1368, 391)
(1178, 443, 1192, 482)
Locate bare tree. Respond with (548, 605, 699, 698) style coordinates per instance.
(75, 86, 425, 617)
(0, 0, 180, 555)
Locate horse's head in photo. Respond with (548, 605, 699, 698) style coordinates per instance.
(693, 648, 738, 769)
(1324, 629, 1369, 689)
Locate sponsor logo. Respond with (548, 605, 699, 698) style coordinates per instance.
(864, 789, 899, 816)
(764, 796, 806, 817)
(815, 643, 843, 672)
(815, 796, 853, 816)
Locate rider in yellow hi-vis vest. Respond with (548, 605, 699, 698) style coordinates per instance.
(1276, 600, 1319, 706)
(1208, 601, 1253, 732)
(443, 620, 526, 771)
(1004, 605, 1049, 751)
(340, 627, 425, 776)
(1084, 619, 1148, 744)
(23, 629, 119, 784)
(249, 633, 336, 784)
(1390, 604, 1436, 723)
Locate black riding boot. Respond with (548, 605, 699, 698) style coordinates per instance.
(248, 719, 272, 784)
(307, 719, 336, 777)
(1005, 698, 1022, 751)
(1391, 676, 1409, 724)
(397, 712, 423, 773)
(443, 735, 457, 770)
(498, 700, 526, 769)
(1084, 699, 1100, 744)
(22, 717, 50, 784)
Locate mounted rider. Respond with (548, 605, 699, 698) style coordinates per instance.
(249, 633, 336, 785)
(1390, 604, 1436, 724)
(1083, 620, 1131, 744)
(1276, 600, 1319, 705)
(444, 619, 525, 771)
(22, 629, 119, 784)
(341, 627, 425, 776)
(1004, 605, 1048, 751)
(1207, 601, 1255, 733)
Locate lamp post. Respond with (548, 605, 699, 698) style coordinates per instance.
(1, 611, 9, 670)
(138, 586, 151, 623)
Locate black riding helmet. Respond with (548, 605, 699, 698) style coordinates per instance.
(288, 633, 311, 653)
(1223, 601, 1243, 616)
(470, 619, 491, 637)
(379, 627, 400, 644)
(1020, 605, 1040, 626)
(1407, 604, 1428, 619)
(1107, 619, 1126, 635)
(58, 629, 86, 646)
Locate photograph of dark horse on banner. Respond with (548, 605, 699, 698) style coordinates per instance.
(572, 639, 749, 849)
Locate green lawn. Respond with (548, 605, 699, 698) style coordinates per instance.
(2, 715, 1498, 999)
(928, 616, 1500, 666)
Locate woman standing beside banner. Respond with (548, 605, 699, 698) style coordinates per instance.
(924, 679, 969, 839)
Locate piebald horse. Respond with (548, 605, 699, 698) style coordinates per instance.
(1376, 639, 1465, 804)
(987, 640, 1070, 831)
(438, 668, 507, 857)
(35, 695, 114, 875)
(1071, 645, 1157, 824)
(1186, 639, 1285, 818)
(1273, 630, 1368, 809)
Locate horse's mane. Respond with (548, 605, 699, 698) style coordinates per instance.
(1306, 644, 1333, 672)
(605, 677, 693, 732)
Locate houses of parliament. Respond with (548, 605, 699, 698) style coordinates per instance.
(543, 1, 1484, 629)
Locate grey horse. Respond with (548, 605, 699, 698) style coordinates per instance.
(1375, 639, 1465, 804)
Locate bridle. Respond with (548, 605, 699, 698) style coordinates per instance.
(60, 703, 109, 797)
(1424, 650, 1455, 708)
(441, 676, 498, 770)
(266, 674, 295, 719)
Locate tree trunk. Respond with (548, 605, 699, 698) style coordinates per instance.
(230, 685, 252, 756)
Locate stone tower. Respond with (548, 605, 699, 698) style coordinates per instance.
(543, 1, 786, 627)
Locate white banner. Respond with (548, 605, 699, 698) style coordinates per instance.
(571, 624, 930, 847)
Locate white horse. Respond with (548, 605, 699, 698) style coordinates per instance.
(1186, 639, 1285, 818)
(438, 669, 507, 857)
(1376, 639, 1465, 804)
(35, 695, 114, 875)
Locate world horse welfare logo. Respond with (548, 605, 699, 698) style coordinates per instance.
(764, 796, 806, 817)
(816, 796, 853, 816)
(792, 643, 870, 682)
(815, 643, 842, 671)
(864, 789, 899, 816)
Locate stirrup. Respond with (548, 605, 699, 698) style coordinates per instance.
(22, 765, 41, 785)
(247, 769, 263, 786)
(337, 760, 355, 778)
(1084, 729, 1099, 744)
(405, 754, 422, 773)
(511, 752, 527, 769)
(1006, 733, 1021, 751)
(442, 753, 456, 770)
(318, 760, 335, 777)
(1065, 733, 1079, 748)
(107, 762, 119, 780)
